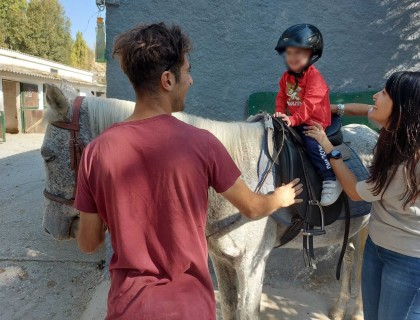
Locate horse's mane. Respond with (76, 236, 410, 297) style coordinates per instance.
(85, 97, 263, 162)
(173, 112, 263, 156)
(84, 97, 135, 137)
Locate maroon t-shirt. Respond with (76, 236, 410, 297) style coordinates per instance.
(74, 114, 240, 320)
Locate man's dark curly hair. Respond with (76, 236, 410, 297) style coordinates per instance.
(112, 22, 191, 94)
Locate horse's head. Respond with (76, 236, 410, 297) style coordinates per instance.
(41, 84, 92, 240)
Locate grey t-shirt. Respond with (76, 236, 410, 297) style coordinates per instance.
(356, 165, 420, 258)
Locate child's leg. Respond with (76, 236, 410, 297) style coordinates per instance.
(303, 136, 336, 180)
(295, 125, 334, 179)
(295, 125, 343, 205)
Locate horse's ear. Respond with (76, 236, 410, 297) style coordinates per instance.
(45, 84, 70, 117)
(59, 80, 78, 99)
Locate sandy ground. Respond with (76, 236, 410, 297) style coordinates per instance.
(0, 133, 360, 320)
(0, 133, 105, 320)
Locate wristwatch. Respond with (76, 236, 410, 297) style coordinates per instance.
(337, 104, 345, 117)
(327, 149, 342, 160)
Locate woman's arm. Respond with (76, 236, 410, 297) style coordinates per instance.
(331, 103, 373, 117)
(304, 122, 362, 201)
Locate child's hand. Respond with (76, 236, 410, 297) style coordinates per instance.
(273, 112, 291, 126)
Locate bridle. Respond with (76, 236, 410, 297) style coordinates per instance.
(43, 96, 86, 207)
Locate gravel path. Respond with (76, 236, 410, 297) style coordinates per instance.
(0, 133, 105, 320)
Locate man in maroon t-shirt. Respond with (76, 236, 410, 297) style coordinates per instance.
(75, 23, 302, 320)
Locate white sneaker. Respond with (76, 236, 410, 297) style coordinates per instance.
(320, 180, 343, 206)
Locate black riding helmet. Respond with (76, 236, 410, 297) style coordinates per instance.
(275, 24, 323, 67)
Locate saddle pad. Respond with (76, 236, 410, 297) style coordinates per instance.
(336, 144, 371, 220)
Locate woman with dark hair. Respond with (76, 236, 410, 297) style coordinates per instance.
(305, 71, 420, 320)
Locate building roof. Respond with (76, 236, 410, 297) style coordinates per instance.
(0, 63, 105, 88)
(0, 47, 92, 73)
(0, 48, 106, 90)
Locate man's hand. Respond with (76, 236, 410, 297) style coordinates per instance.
(274, 112, 291, 126)
(274, 178, 304, 208)
(221, 178, 303, 220)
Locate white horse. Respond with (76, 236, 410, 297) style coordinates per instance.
(42, 84, 377, 320)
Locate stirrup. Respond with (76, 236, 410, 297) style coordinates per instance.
(302, 200, 326, 236)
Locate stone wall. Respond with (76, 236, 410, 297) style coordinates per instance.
(105, 0, 419, 121)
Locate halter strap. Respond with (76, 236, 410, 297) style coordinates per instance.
(45, 96, 85, 206)
(43, 189, 74, 206)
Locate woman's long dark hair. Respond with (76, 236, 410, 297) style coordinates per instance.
(368, 71, 420, 208)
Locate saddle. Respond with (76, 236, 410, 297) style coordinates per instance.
(260, 114, 370, 279)
(272, 115, 344, 231)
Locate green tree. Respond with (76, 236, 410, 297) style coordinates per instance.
(24, 0, 73, 65)
(70, 32, 94, 70)
(0, 0, 28, 51)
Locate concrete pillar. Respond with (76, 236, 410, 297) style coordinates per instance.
(37, 82, 43, 109)
(0, 78, 4, 112)
(16, 82, 22, 133)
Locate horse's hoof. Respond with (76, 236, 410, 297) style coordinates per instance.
(328, 307, 346, 320)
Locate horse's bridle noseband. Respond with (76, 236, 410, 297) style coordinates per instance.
(43, 96, 85, 207)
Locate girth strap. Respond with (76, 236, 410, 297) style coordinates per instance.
(336, 193, 351, 280)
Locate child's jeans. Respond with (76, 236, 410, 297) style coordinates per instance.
(294, 125, 335, 181)
(362, 236, 420, 320)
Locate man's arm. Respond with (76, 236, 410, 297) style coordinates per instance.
(77, 212, 105, 254)
(331, 103, 372, 116)
(221, 178, 303, 220)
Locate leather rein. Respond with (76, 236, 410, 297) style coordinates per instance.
(43, 96, 86, 207)
(205, 116, 286, 239)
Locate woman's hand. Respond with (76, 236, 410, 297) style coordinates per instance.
(274, 112, 291, 126)
(304, 121, 334, 153)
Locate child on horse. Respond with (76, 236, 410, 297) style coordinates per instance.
(274, 24, 342, 206)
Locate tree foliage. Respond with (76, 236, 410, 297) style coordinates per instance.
(0, 0, 95, 70)
(0, 0, 28, 50)
(71, 32, 95, 70)
(24, 0, 73, 65)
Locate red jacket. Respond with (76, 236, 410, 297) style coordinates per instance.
(275, 65, 331, 129)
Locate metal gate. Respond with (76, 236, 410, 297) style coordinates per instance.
(20, 83, 39, 133)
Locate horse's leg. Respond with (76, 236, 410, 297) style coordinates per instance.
(210, 253, 238, 320)
(351, 226, 368, 320)
(329, 239, 356, 320)
(237, 254, 268, 320)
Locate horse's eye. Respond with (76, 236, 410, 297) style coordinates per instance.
(43, 155, 56, 163)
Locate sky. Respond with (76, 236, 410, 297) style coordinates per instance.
(59, 0, 105, 49)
